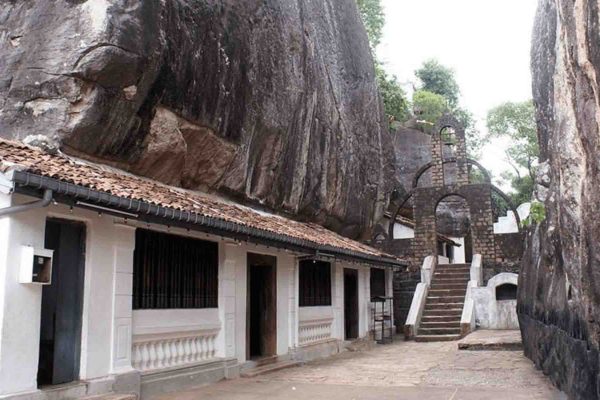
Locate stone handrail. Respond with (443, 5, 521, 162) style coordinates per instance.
(405, 255, 436, 339)
(461, 254, 482, 335)
(470, 254, 483, 286)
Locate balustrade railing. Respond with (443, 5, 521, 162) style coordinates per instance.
(132, 329, 219, 372)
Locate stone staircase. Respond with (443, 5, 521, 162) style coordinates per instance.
(415, 263, 470, 342)
(240, 355, 301, 377)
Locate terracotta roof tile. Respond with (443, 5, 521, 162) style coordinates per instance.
(0, 139, 401, 263)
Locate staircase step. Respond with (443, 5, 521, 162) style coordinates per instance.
(434, 273, 470, 279)
(81, 395, 137, 400)
(422, 309, 463, 317)
(435, 266, 470, 271)
(425, 303, 464, 311)
(241, 360, 301, 377)
(418, 327, 462, 335)
(421, 315, 461, 322)
(420, 321, 461, 328)
(430, 283, 467, 290)
(433, 277, 470, 283)
(415, 334, 462, 342)
(425, 296, 465, 304)
(428, 289, 466, 296)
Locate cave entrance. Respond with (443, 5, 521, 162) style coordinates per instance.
(435, 195, 472, 264)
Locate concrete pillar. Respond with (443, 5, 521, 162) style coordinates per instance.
(331, 262, 344, 340)
(276, 254, 293, 355)
(220, 243, 242, 360)
(110, 225, 136, 374)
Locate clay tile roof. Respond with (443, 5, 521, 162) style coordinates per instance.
(0, 138, 403, 265)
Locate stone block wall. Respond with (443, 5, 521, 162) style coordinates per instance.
(412, 184, 496, 264)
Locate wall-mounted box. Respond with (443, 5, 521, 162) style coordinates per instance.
(19, 246, 53, 285)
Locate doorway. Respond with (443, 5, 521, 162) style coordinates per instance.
(38, 219, 86, 386)
(344, 268, 359, 340)
(247, 253, 277, 360)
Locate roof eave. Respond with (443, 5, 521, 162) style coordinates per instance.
(11, 171, 407, 269)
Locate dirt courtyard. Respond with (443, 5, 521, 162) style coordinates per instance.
(155, 332, 565, 400)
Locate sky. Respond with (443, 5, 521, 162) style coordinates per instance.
(377, 0, 538, 187)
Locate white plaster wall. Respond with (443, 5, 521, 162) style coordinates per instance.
(472, 273, 519, 329)
(132, 309, 221, 335)
(393, 223, 415, 239)
(298, 306, 333, 322)
(0, 196, 134, 394)
(449, 237, 466, 263)
(492, 203, 531, 234)
(0, 193, 46, 394)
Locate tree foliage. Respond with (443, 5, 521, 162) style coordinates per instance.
(412, 60, 481, 157)
(375, 63, 411, 125)
(415, 59, 460, 108)
(357, 0, 409, 126)
(412, 90, 447, 132)
(486, 100, 538, 204)
(357, 0, 385, 50)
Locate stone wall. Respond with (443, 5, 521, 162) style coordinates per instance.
(519, 0, 600, 398)
(393, 269, 420, 332)
(412, 184, 496, 264)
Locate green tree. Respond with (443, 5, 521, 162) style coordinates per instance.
(412, 90, 448, 132)
(357, 0, 410, 126)
(486, 100, 538, 204)
(357, 0, 385, 50)
(415, 59, 460, 108)
(375, 63, 411, 125)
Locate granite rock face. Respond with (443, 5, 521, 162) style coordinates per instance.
(519, 1, 600, 398)
(0, 0, 395, 238)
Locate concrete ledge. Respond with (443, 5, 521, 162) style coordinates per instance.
(0, 371, 141, 400)
(292, 339, 343, 363)
(458, 330, 523, 351)
(140, 358, 238, 399)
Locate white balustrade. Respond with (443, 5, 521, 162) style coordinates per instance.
(298, 318, 333, 346)
(132, 329, 218, 372)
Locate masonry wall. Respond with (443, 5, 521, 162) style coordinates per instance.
(0, 193, 383, 398)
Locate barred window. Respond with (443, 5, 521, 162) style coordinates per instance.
(133, 229, 218, 309)
(370, 268, 386, 299)
(299, 260, 332, 307)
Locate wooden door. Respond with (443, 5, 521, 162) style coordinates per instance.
(247, 253, 277, 359)
(344, 268, 359, 340)
(38, 219, 86, 386)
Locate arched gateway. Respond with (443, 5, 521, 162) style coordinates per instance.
(371, 114, 525, 340)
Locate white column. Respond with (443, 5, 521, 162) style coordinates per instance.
(291, 258, 299, 348)
(110, 225, 135, 373)
(229, 246, 247, 362)
(276, 254, 292, 355)
(386, 268, 395, 331)
(331, 262, 344, 340)
(0, 194, 47, 395)
(358, 266, 370, 338)
(219, 243, 240, 359)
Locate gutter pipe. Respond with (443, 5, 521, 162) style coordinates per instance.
(10, 171, 406, 269)
(0, 188, 53, 217)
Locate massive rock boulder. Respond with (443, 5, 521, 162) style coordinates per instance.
(519, 0, 600, 398)
(0, 0, 395, 238)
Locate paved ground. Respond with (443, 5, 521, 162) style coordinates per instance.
(156, 331, 565, 400)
